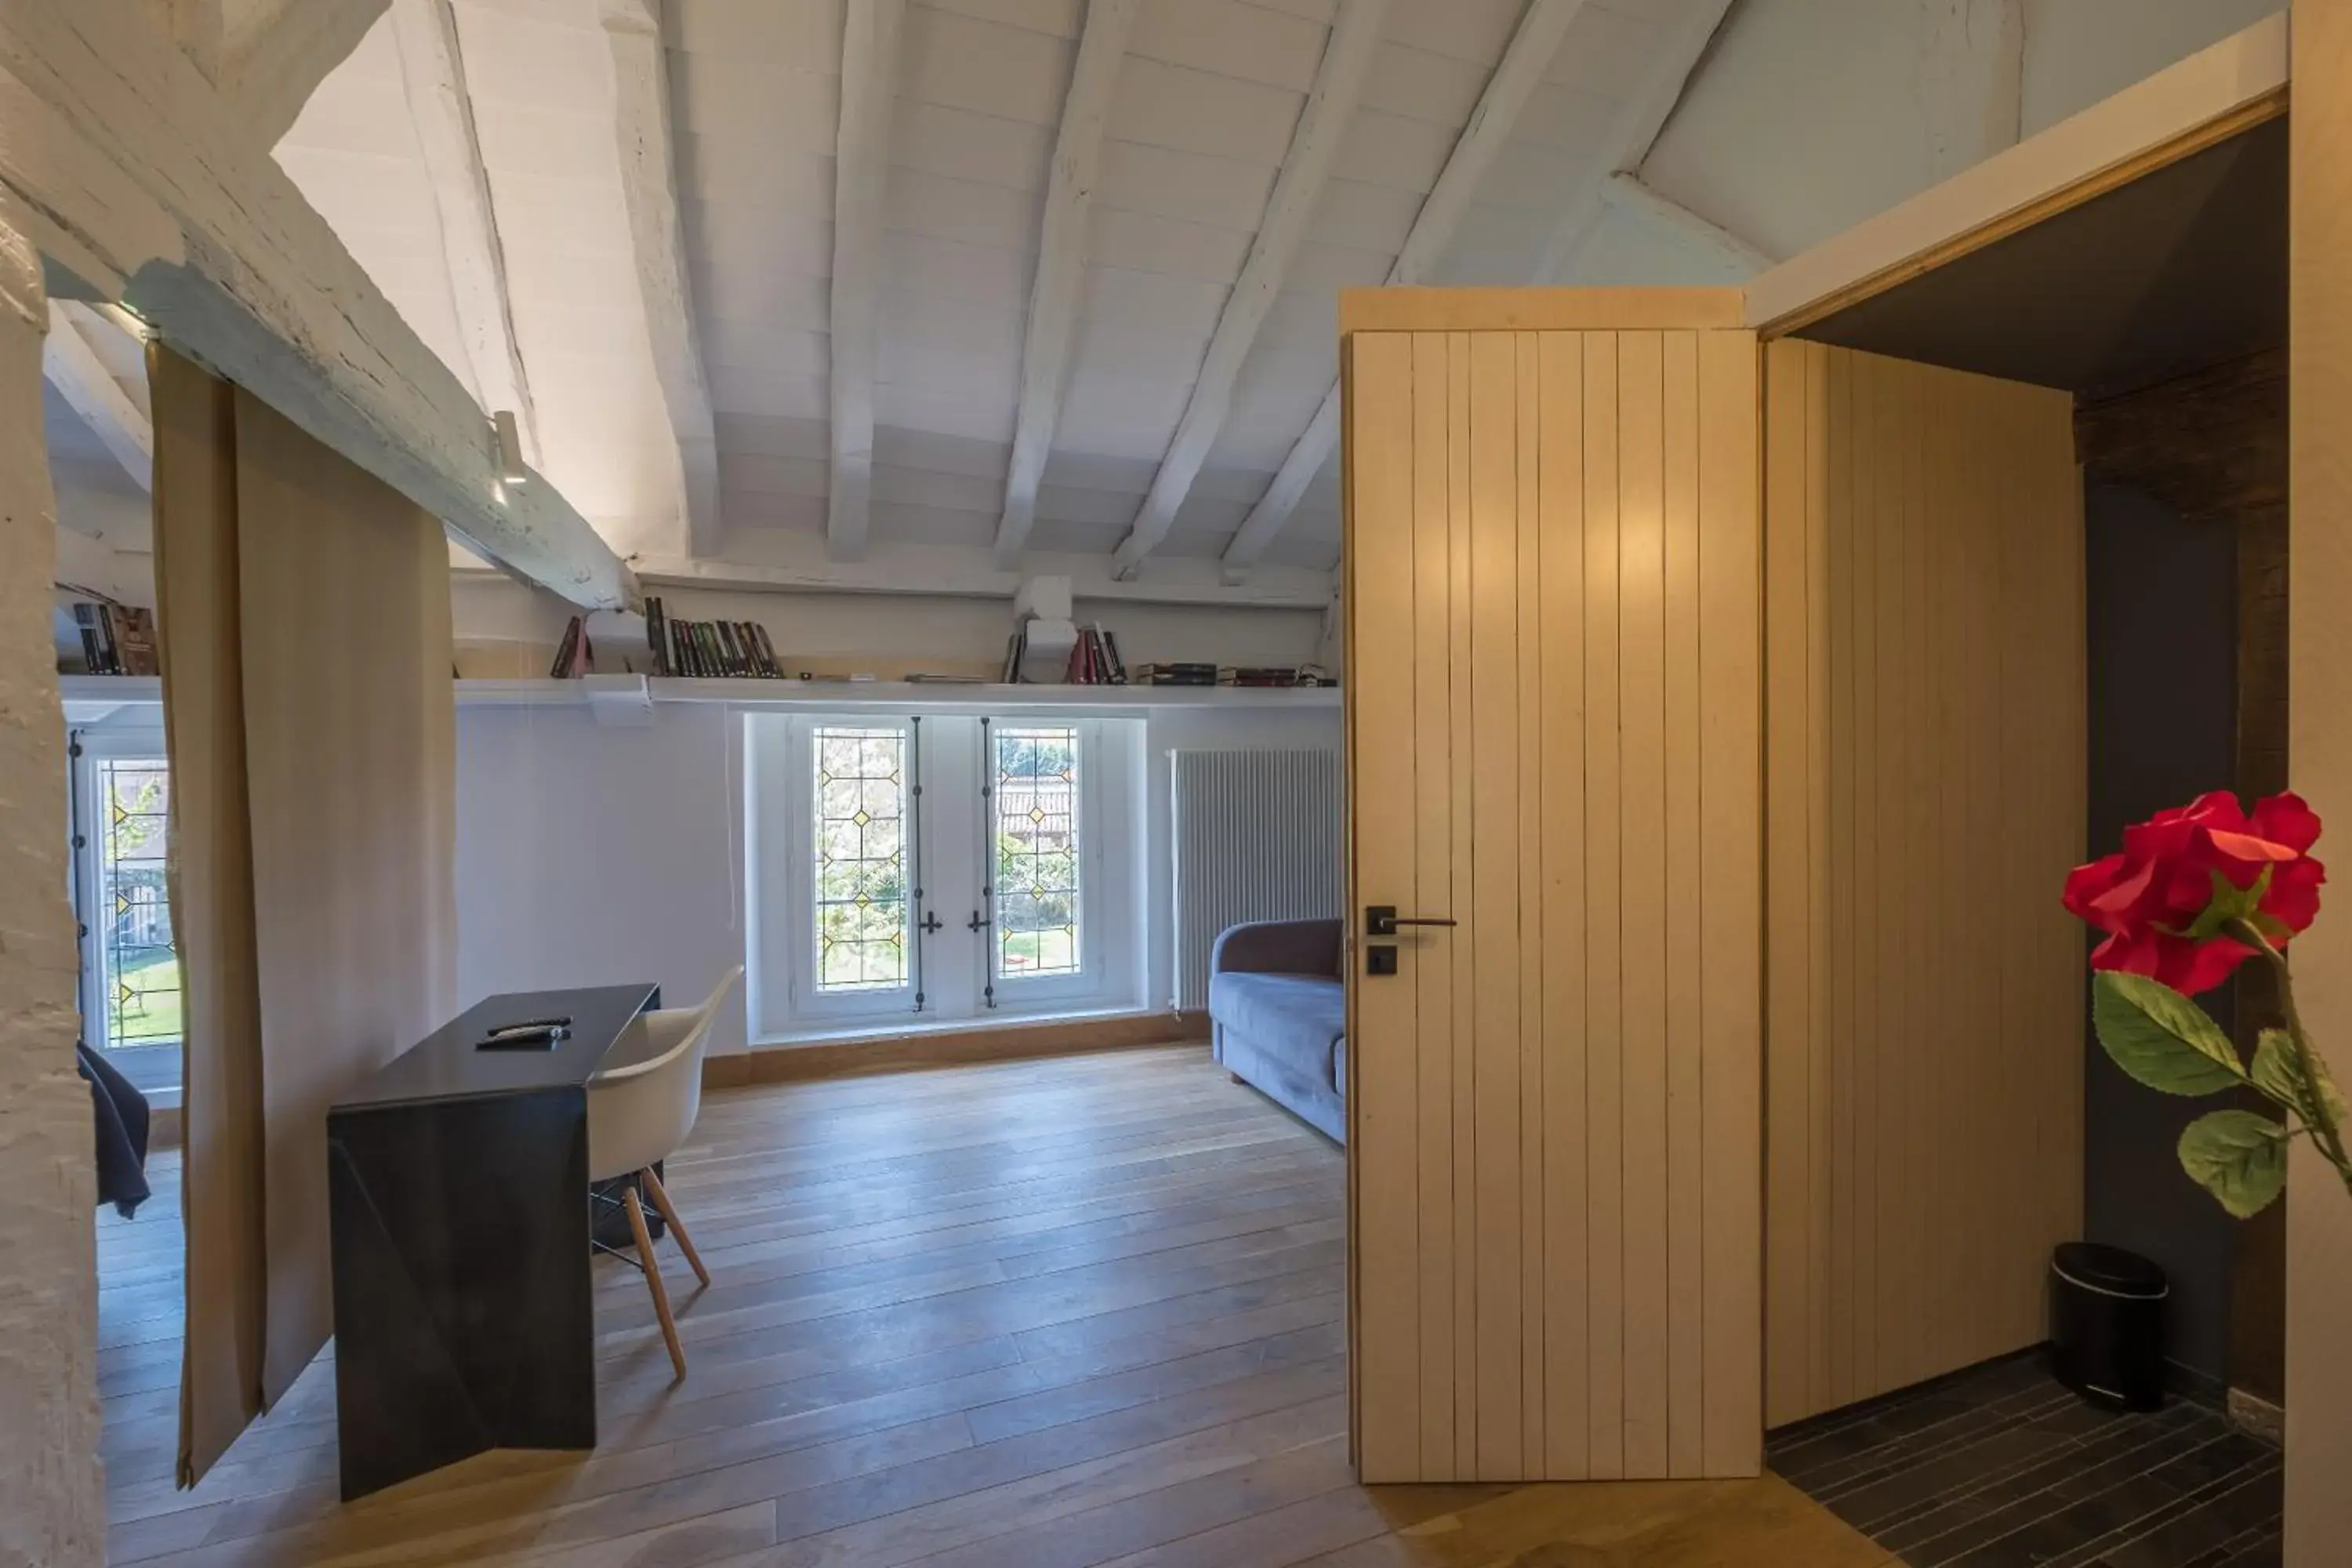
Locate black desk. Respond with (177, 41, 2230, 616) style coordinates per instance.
(327, 983, 659, 1500)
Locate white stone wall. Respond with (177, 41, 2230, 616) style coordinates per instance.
(0, 213, 105, 1566)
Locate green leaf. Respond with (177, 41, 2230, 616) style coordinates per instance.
(2092, 972, 2247, 1096)
(2176, 866, 2271, 944)
(2254, 1028, 2352, 1127)
(2178, 1109, 2288, 1218)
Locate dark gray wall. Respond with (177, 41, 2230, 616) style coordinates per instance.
(2082, 479, 2241, 1384)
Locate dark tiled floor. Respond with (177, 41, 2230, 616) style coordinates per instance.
(1767, 1351, 2281, 1567)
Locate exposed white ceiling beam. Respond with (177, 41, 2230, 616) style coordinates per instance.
(1109, 0, 1387, 580)
(390, 0, 539, 467)
(1537, 0, 1737, 281)
(139, 0, 223, 78)
(601, 0, 720, 557)
(42, 301, 152, 491)
(220, 0, 390, 147)
(825, 0, 906, 561)
(1599, 170, 1773, 277)
(1221, 0, 1589, 578)
(2, 0, 633, 608)
(992, 0, 1143, 567)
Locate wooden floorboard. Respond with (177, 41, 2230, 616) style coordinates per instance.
(101, 1044, 1884, 1567)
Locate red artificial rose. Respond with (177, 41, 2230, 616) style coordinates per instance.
(2063, 790, 2327, 995)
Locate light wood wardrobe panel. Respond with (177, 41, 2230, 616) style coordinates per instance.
(1761, 340, 2085, 1428)
(1348, 319, 1761, 1483)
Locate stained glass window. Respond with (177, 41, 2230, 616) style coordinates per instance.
(813, 727, 909, 992)
(96, 758, 180, 1052)
(993, 725, 1080, 978)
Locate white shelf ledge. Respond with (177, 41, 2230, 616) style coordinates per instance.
(60, 673, 1342, 721)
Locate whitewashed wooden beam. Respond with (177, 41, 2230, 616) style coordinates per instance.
(1218, 387, 1334, 579)
(220, 0, 390, 147)
(992, 0, 1143, 566)
(1599, 171, 1773, 278)
(1221, 0, 1588, 577)
(139, 0, 222, 78)
(825, 0, 906, 561)
(0, 199, 104, 1568)
(391, 0, 539, 466)
(42, 300, 151, 490)
(601, 0, 720, 557)
(1537, 0, 1737, 282)
(1109, 0, 1385, 579)
(1, 0, 633, 608)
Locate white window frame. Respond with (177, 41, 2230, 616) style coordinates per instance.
(746, 710, 1147, 1042)
(750, 715, 924, 1033)
(68, 723, 180, 1102)
(982, 718, 1108, 1012)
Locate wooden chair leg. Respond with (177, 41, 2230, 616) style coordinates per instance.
(623, 1188, 686, 1381)
(639, 1167, 710, 1288)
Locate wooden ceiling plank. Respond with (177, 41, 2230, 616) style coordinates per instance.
(2, 0, 633, 608)
(1109, 0, 1388, 579)
(220, 0, 390, 147)
(603, 0, 722, 557)
(1221, 0, 1591, 578)
(992, 0, 1145, 567)
(42, 301, 153, 492)
(826, 0, 908, 561)
(390, 0, 540, 466)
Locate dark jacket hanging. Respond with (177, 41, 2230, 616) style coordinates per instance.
(77, 1042, 153, 1218)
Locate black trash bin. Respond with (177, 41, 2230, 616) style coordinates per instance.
(2049, 1241, 2168, 1412)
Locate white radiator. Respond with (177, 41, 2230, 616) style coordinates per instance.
(1170, 749, 1343, 1011)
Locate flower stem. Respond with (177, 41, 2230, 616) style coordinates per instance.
(2227, 916, 2352, 1180)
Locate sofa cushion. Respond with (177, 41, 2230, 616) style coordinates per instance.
(1210, 971, 1345, 1088)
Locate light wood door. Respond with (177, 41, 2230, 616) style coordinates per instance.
(1759, 341, 2083, 1428)
(1344, 298, 1762, 1483)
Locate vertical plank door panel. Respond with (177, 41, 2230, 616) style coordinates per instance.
(1581, 331, 1628, 1481)
(1409, 332, 1458, 1480)
(1537, 331, 1591, 1479)
(1446, 333, 1480, 1483)
(1660, 330, 1707, 1479)
(1347, 331, 1421, 1481)
(1468, 331, 1526, 1479)
(1696, 327, 1762, 1475)
(1514, 332, 1548, 1475)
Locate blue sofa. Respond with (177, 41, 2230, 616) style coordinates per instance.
(1210, 918, 1345, 1143)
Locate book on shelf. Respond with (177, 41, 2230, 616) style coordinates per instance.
(1131, 661, 1217, 687)
(1060, 624, 1127, 685)
(67, 602, 159, 677)
(642, 597, 788, 679)
(548, 615, 594, 678)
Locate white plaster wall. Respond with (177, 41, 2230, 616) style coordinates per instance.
(452, 697, 1343, 1054)
(1640, 0, 2282, 264)
(454, 700, 753, 1054)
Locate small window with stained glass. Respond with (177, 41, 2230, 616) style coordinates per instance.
(992, 724, 1081, 980)
(93, 757, 182, 1091)
(812, 726, 910, 993)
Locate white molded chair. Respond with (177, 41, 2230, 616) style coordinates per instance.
(589, 965, 740, 1380)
